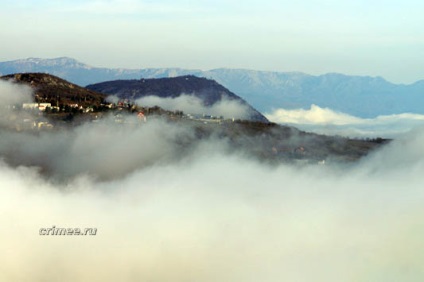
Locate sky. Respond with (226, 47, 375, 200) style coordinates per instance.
(0, 0, 423, 83)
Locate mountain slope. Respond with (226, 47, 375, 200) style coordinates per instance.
(2, 57, 424, 118)
(86, 75, 268, 122)
(0, 73, 106, 108)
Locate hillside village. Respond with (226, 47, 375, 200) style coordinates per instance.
(0, 72, 249, 131)
(1, 98, 389, 166)
(2, 95, 243, 132)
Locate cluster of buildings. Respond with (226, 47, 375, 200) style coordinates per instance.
(22, 103, 54, 111)
(23, 102, 94, 113)
(184, 113, 226, 124)
(0, 103, 55, 131)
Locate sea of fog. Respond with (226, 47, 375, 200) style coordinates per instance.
(1, 81, 424, 281)
(266, 104, 424, 139)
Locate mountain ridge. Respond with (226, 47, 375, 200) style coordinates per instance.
(2, 57, 424, 118)
(3, 57, 416, 85)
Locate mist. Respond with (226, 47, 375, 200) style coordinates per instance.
(0, 80, 35, 128)
(266, 104, 424, 138)
(0, 116, 201, 181)
(136, 94, 251, 120)
(1, 83, 424, 281)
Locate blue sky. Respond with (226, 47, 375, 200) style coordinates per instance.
(0, 0, 423, 83)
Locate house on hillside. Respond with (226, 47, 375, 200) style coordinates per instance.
(22, 103, 52, 111)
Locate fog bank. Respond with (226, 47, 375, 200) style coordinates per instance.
(266, 104, 424, 138)
(1, 82, 424, 281)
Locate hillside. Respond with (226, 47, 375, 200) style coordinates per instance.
(1, 73, 106, 108)
(2, 57, 424, 118)
(86, 75, 268, 122)
(189, 120, 388, 164)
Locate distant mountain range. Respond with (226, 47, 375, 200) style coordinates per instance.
(1, 57, 424, 118)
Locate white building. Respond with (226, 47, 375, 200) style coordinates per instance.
(22, 103, 52, 111)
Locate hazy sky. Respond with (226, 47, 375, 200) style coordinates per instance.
(0, 0, 423, 83)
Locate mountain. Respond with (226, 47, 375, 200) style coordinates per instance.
(86, 75, 268, 122)
(2, 57, 424, 118)
(205, 70, 424, 118)
(0, 73, 106, 108)
(0, 57, 200, 87)
(1, 72, 267, 122)
(0, 71, 389, 165)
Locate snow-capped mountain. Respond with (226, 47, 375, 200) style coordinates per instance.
(1, 57, 424, 118)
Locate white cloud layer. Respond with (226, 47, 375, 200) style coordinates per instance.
(266, 104, 424, 138)
(2, 127, 424, 281)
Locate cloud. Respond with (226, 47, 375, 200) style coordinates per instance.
(137, 94, 251, 120)
(105, 94, 120, 104)
(266, 104, 364, 125)
(1, 128, 424, 281)
(0, 79, 41, 129)
(1, 83, 424, 281)
(0, 116, 199, 181)
(266, 104, 424, 138)
(0, 79, 33, 106)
